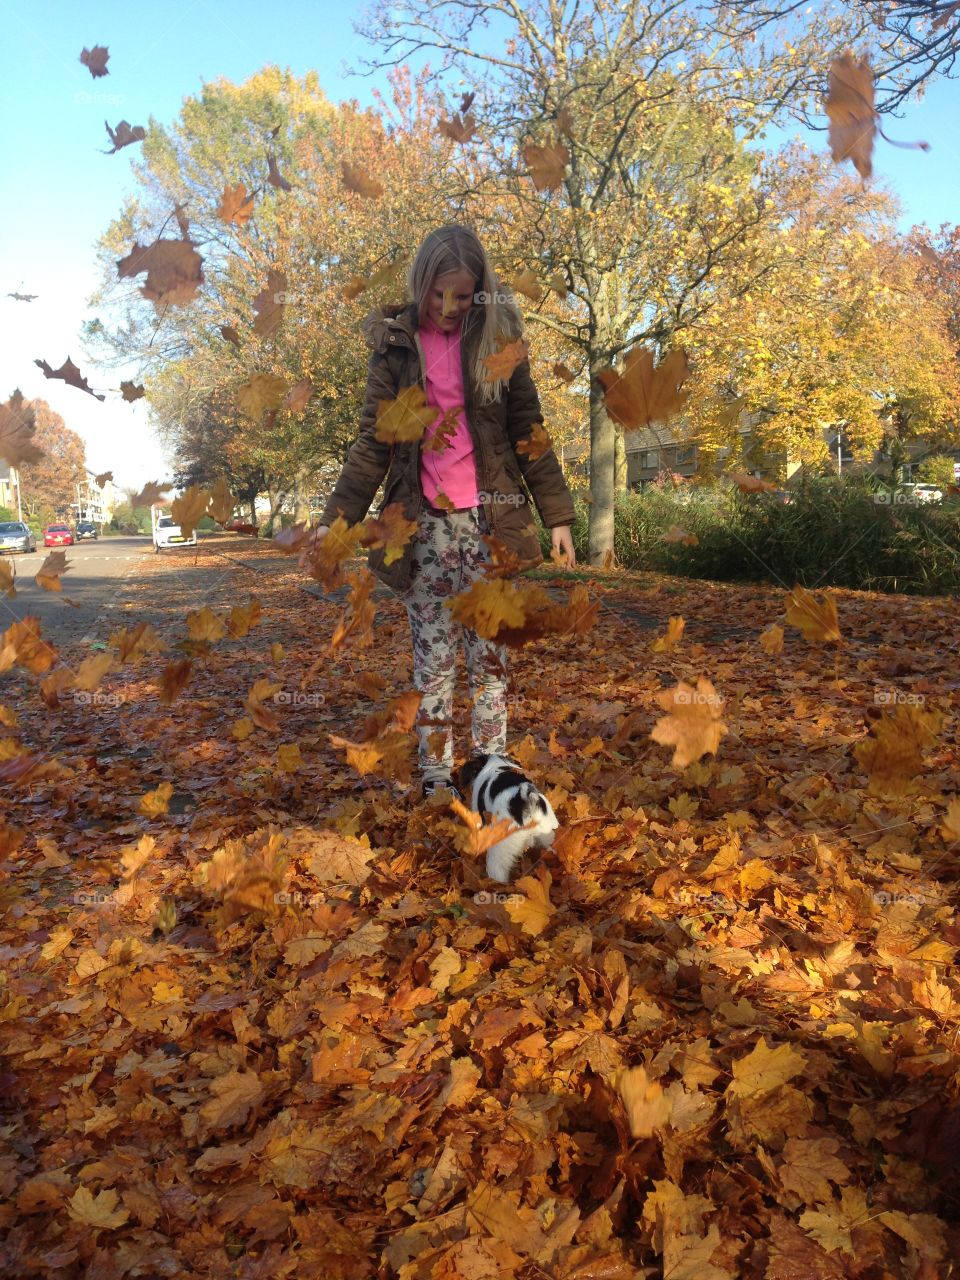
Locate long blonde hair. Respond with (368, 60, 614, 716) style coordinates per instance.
(406, 225, 524, 406)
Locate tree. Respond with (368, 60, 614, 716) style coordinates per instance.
(917, 453, 959, 487)
(677, 150, 960, 474)
(351, 0, 946, 562)
(16, 399, 86, 523)
(84, 66, 480, 522)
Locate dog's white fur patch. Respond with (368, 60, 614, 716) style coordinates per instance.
(462, 753, 559, 883)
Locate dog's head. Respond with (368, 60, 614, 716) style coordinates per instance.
(458, 747, 527, 798)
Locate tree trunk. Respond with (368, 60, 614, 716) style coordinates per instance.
(263, 486, 286, 537)
(292, 465, 312, 525)
(588, 375, 616, 565)
(614, 431, 628, 493)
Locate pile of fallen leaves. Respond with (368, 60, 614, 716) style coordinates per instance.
(1, 541, 959, 1279)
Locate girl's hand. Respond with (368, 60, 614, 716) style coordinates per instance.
(298, 524, 329, 569)
(551, 525, 575, 568)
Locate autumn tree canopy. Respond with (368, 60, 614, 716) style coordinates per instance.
(15, 399, 87, 524)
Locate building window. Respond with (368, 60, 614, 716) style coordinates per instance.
(638, 450, 659, 469)
(676, 445, 697, 467)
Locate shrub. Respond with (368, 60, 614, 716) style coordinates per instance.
(537, 476, 960, 595)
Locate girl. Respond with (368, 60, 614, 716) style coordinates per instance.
(308, 224, 575, 798)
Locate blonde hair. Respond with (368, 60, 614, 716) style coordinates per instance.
(406, 224, 524, 406)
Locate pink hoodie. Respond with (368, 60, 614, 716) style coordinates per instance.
(418, 318, 479, 510)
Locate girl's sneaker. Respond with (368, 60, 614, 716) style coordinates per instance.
(421, 776, 462, 801)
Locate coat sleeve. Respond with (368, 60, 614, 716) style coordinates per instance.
(504, 356, 576, 529)
(320, 349, 396, 527)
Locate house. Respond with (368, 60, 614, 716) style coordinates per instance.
(70, 470, 120, 524)
(0, 463, 20, 515)
(624, 421, 960, 487)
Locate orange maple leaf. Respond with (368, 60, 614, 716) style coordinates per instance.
(374, 385, 440, 444)
(785, 586, 841, 643)
(360, 503, 417, 567)
(596, 346, 691, 430)
(515, 422, 553, 462)
(481, 338, 529, 383)
(826, 53, 876, 179)
(650, 677, 728, 768)
(217, 183, 255, 226)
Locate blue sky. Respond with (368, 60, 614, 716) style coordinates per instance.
(0, 0, 958, 493)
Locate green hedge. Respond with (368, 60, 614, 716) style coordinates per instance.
(536, 476, 960, 596)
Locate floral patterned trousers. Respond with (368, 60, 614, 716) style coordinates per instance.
(401, 505, 508, 783)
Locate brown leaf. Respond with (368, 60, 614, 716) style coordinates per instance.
(650, 678, 728, 768)
(217, 182, 255, 226)
(0, 390, 43, 466)
(102, 120, 145, 153)
(597, 346, 691, 429)
(826, 53, 876, 179)
(252, 268, 286, 338)
(79, 46, 109, 77)
(34, 356, 105, 401)
(116, 239, 204, 306)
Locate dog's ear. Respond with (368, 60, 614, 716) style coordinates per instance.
(458, 754, 488, 797)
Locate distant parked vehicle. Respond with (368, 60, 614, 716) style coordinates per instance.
(75, 520, 99, 540)
(153, 514, 197, 552)
(897, 483, 943, 504)
(223, 518, 259, 536)
(43, 523, 74, 547)
(0, 521, 37, 554)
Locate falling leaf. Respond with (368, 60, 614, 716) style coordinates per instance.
(0, 390, 43, 466)
(34, 357, 105, 401)
(651, 615, 684, 653)
(140, 781, 174, 818)
(341, 162, 384, 198)
(217, 182, 255, 226)
(360, 503, 417, 567)
(759, 624, 784, 655)
(785, 586, 841, 643)
(553, 361, 576, 383)
(171, 485, 210, 538)
(450, 798, 528, 857)
(133, 480, 172, 508)
(158, 658, 192, 705)
(596, 346, 691, 429)
(236, 373, 288, 421)
(438, 113, 476, 143)
(246, 678, 282, 732)
(422, 405, 461, 453)
(35, 551, 68, 593)
(119, 380, 145, 402)
(374, 384, 440, 444)
(79, 46, 109, 78)
(304, 515, 364, 590)
(650, 677, 728, 768)
(253, 268, 286, 338)
(731, 471, 778, 493)
(220, 324, 241, 347)
(854, 702, 941, 797)
(507, 268, 543, 302)
(481, 338, 529, 383)
(515, 422, 553, 462)
(283, 377, 313, 413)
(617, 1065, 673, 1137)
(117, 239, 204, 306)
(826, 53, 876, 179)
(446, 577, 530, 640)
(266, 152, 293, 190)
(663, 525, 698, 547)
(102, 120, 145, 153)
(522, 137, 570, 190)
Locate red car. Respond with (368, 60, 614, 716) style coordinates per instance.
(43, 523, 74, 547)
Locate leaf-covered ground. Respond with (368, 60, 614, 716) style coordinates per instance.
(2, 540, 959, 1279)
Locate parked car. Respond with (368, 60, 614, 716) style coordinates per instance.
(43, 523, 74, 547)
(0, 521, 37, 554)
(153, 514, 197, 552)
(75, 520, 99, 540)
(223, 518, 259, 536)
(901, 483, 942, 504)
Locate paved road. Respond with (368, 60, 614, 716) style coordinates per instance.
(0, 536, 157, 650)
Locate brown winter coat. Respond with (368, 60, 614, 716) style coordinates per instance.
(320, 302, 575, 592)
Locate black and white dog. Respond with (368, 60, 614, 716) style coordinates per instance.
(458, 753, 559, 883)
